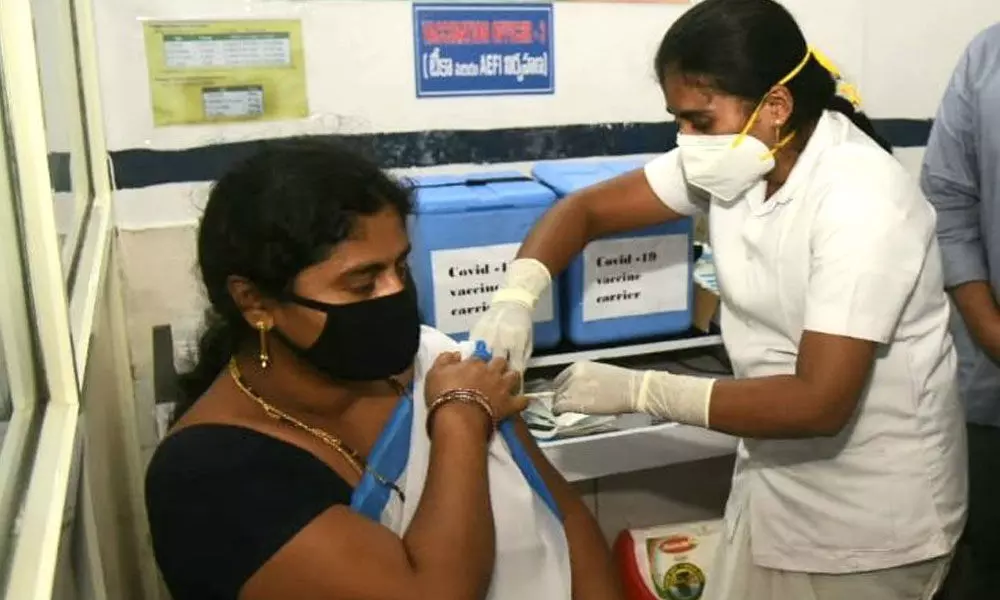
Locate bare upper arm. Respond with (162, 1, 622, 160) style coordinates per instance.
(795, 153, 926, 429)
(517, 154, 698, 272)
(510, 418, 622, 599)
(577, 169, 687, 239)
(240, 505, 417, 600)
(240, 424, 612, 600)
(795, 330, 878, 431)
(238, 428, 573, 600)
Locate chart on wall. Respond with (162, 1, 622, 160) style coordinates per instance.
(142, 20, 308, 127)
(413, 3, 554, 98)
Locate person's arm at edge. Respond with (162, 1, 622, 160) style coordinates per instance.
(921, 36, 1000, 361)
(510, 417, 624, 600)
(516, 153, 698, 276)
(952, 283, 1000, 361)
(241, 404, 496, 600)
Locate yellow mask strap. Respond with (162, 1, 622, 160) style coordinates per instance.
(808, 46, 841, 79)
(837, 82, 863, 108)
(811, 46, 863, 107)
(733, 46, 813, 145)
(766, 131, 797, 159)
(732, 45, 861, 152)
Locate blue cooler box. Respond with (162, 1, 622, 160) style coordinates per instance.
(408, 172, 562, 348)
(531, 159, 694, 346)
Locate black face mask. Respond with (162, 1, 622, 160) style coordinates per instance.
(275, 284, 421, 382)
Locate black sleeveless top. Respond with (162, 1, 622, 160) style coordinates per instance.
(145, 425, 353, 599)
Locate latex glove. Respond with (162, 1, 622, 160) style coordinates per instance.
(552, 361, 715, 428)
(468, 258, 551, 373)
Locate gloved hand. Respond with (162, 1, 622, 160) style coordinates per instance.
(552, 361, 715, 428)
(469, 258, 551, 374)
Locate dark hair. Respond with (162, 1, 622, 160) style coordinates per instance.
(654, 0, 891, 152)
(174, 138, 413, 421)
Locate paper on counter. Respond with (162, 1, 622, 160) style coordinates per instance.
(522, 391, 618, 441)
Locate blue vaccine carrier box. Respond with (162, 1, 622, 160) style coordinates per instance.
(531, 159, 694, 346)
(408, 172, 562, 348)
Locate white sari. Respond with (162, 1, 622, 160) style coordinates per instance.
(350, 326, 572, 599)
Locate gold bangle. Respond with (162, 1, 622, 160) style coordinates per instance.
(426, 389, 496, 440)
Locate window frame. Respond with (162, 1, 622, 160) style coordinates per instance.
(0, 80, 44, 581)
(43, 0, 97, 286)
(64, 0, 113, 379)
(0, 0, 113, 596)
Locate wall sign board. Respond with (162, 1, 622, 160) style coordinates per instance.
(413, 3, 554, 98)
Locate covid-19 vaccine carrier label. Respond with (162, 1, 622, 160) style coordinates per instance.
(582, 235, 689, 322)
(430, 242, 556, 335)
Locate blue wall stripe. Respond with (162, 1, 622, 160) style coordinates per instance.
(105, 118, 933, 191)
(873, 118, 935, 148)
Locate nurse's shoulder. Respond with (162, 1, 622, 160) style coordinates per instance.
(799, 115, 936, 294)
(809, 116, 935, 241)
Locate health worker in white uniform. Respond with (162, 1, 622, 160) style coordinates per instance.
(469, 0, 967, 598)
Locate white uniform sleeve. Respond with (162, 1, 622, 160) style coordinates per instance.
(803, 152, 934, 344)
(416, 325, 460, 372)
(643, 150, 709, 216)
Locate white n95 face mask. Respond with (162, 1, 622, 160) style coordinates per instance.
(674, 42, 852, 203)
(676, 133, 776, 203)
(674, 47, 808, 204)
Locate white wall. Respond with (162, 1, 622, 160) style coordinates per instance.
(95, 0, 997, 152)
(94, 0, 1000, 548)
(100, 0, 1000, 228)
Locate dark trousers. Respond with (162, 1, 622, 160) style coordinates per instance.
(936, 423, 1000, 599)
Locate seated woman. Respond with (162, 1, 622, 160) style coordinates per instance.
(144, 139, 621, 600)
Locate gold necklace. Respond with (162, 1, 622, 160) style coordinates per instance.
(228, 358, 405, 500)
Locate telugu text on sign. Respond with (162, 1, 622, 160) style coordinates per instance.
(413, 3, 555, 98)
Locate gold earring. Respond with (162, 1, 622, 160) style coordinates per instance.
(257, 321, 271, 370)
(775, 123, 782, 141)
